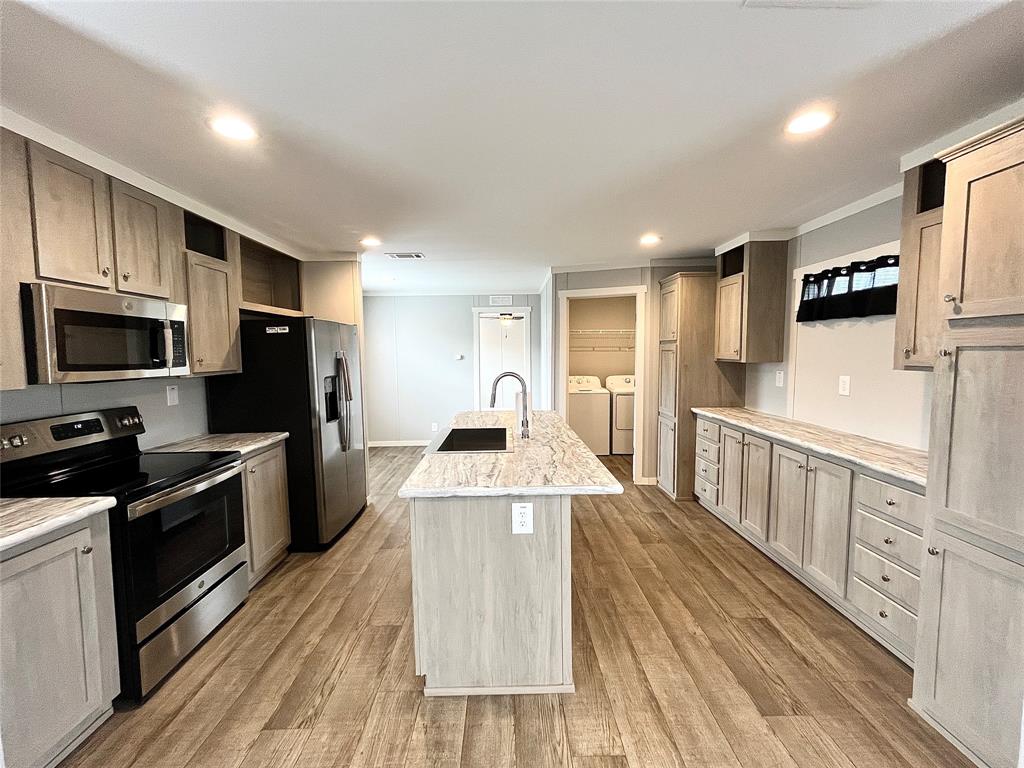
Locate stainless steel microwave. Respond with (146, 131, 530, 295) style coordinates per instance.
(21, 283, 190, 384)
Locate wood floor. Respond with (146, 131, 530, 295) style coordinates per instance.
(65, 447, 972, 768)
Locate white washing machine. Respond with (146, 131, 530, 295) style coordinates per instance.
(567, 375, 610, 456)
(605, 375, 635, 455)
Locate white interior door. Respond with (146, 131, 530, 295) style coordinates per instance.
(477, 313, 529, 410)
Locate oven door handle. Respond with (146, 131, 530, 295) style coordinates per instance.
(127, 462, 243, 520)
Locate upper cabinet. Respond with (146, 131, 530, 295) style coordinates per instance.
(27, 141, 114, 289)
(240, 236, 301, 314)
(659, 281, 678, 342)
(894, 160, 944, 370)
(110, 179, 181, 299)
(938, 119, 1024, 321)
(714, 241, 788, 363)
(186, 245, 242, 376)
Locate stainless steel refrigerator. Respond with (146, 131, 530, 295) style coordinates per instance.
(206, 314, 367, 550)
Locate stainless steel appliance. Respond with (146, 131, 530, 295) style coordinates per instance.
(206, 314, 367, 550)
(1, 407, 246, 701)
(20, 282, 189, 384)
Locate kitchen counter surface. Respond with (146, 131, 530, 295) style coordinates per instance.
(692, 407, 928, 488)
(0, 496, 117, 554)
(399, 410, 623, 498)
(155, 432, 289, 459)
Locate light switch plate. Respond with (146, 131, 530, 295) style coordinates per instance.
(838, 375, 851, 397)
(431, 422, 439, 433)
(512, 502, 534, 535)
(166, 385, 179, 406)
(775, 370, 784, 388)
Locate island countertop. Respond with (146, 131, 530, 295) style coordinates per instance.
(399, 410, 623, 499)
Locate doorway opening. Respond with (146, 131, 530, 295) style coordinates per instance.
(473, 309, 532, 410)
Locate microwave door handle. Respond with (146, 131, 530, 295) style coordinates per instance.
(163, 322, 174, 369)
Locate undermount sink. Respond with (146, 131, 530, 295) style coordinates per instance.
(432, 427, 510, 454)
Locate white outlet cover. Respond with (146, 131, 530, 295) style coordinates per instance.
(775, 370, 784, 388)
(512, 502, 534, 535)
(166, 384, 179, 406)
(838, 375, 851, 396)
(430, 422, 439, 432)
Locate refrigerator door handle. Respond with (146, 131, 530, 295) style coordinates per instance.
(335, 351, 348, 451)
(340, 351, 354, 402)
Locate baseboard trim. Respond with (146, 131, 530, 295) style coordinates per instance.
(424, 683, 575, 697)
(634, 475, 658, 486)
(368, 440, 431, 448)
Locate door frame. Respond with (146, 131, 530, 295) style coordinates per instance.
(472, 306, 533, 410)
(556, 285, 648, 485)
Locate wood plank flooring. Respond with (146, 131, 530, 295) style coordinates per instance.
(64, 448, 972, 768)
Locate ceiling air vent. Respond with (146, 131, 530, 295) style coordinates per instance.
(387, 252, 425, 260)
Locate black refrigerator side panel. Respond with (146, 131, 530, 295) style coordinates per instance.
(205, 315, 321, 550)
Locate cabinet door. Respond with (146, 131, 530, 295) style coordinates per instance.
(110, 179, 175, 298)
(715, 274, 743, 361)
(244, 446, 291, 582)
(929, 325, 1024, 555)
(939, 125, 1024, 321)
(657, 417, 676, 497)
(802, 456, 853, 597)
(186, 251, 241, 374)
(741, 434, 771, 541)
(914, 531, 1024, 768)
(658, 344, 677, 417)
(718, 427, 743, 523)
(1, 130, 33, 391)
(768, 444, 807, 568)
(1, 528, 103, 768)
(27, 141, 114, 288)
(894, 206, 943, 369)
(659, 282, 678, 341)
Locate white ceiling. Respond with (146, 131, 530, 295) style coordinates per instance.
(2, 1, 1022, 294)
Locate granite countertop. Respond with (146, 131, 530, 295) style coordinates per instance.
(155, 432, 289, 459)
(0, 497, 117, 554)
(692, 407, 928, 488)
(399, 410, 623, 499)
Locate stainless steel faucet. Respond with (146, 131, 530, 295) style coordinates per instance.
(489, 371, 530, 439)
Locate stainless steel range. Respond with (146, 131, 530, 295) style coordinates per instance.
(1, 407, 247, 702)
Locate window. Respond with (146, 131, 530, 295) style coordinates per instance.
(796, 255, 899, 322)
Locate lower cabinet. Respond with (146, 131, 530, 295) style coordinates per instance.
(657, 417, 676, 497)
(913, 531, 1024, 768)
(243, 444, 291, 587)
(1, 518, 119, 768)
(802, 456, 853, 597)
(768, 444, 809, 568)
(718, 427, 743, 523)
(740, 434, 770, 541)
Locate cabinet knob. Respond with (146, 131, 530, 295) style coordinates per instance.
(878, 610, 888, 619)
(881, 574, 891, 583)
(122, 271, 132, 281)
(197, 357, 204, 364)
(248, 467, 257, 474)
(197, 580, 205, 590)
(883, 536, 895, 545)
(885, 498, 896, 506)
(81, 545, 93, 555)
(928, 546, 940, 556)
(806, 466, 815, 473)
(101, 266, 111, 277)
(943, 294, 956, 303)
(903, 347, 911, 358)
(797, 464, 805, 470)
(938, 349, 952, 357)
(733, 348, 739, 355)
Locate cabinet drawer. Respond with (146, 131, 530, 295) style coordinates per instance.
(695, 419, 720, 443)
(696, 438, 720, 465)
(695, 457, 719, 485)
(849, 577, 917, 652)
(855, 474, 925, 530)
(694, 476, 718, 506)
(852, 544, 920, 613)
(854, 509, 923, 573)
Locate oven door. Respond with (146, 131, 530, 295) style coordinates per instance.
(125, 463, 246, 643)
(23, 282, 173, 384)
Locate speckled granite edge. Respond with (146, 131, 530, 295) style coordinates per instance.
(154, 432, 289, 459)
(691, 407, 927, 488)
(0, 497, 117, 554)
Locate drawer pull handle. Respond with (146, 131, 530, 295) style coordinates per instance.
(883, 536, 895, 545)
(928, 547, 940, 556)
(81, 545, 93, 555)
(885, 498, 896, 506)
(880, 574, 891, 583)
(878, 610, 888, 619)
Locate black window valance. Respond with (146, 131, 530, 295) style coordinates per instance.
(796, 254, 899, 323)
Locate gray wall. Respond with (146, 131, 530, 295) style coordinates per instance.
(363, 294, 544, 444)
(0, 377, 208, 449)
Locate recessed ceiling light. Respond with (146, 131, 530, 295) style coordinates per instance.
(360, 236, 382, 248)
(786, 107, 835, 136)
(639, 233, 662, 247)
(208, 115, 257, 141)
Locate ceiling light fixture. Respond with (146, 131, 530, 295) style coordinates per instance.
(360, 236, 382, 248)
(639, 233, 662, 247)
(208, 115, 258, 141)
(785, 107, 835, 136)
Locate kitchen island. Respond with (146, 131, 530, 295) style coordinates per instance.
(399, 410, 622, 696)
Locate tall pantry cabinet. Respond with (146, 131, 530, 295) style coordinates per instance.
(656, 272, 745, 499)
(910, 117, 1024, 768)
